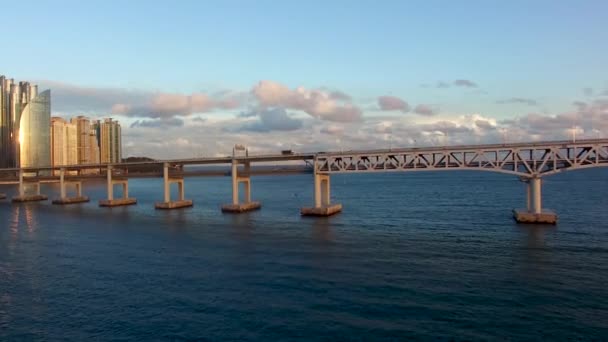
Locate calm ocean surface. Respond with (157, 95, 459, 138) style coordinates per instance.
(1, 169, 607, 341)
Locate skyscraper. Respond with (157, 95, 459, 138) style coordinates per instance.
(0, 75, 51, 168)
(97, 118, 122, 163)
(88, 128, 100, 165)
(71, 116, 95, 164)
(51, 117, 78, 170)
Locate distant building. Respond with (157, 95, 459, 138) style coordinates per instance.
(51, 117, 78, 172)
(50, 116, 122, 172)
(0, 75, 51, 168)
(70, 116, 97, 165)
(97, 118, 122, 163)
(88, 128, 100, 165)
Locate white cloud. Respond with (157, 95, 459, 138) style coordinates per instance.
(252, 80, 362, 122)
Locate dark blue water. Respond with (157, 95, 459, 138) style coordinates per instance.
(1, 169, 607, 340)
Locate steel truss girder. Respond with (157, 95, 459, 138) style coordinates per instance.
(315, 142, 608, 177)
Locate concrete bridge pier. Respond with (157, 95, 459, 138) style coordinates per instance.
(52, 168, 90, 204)
(99, 166, 137, 207)
(12, 169, 48, 202)
(0, 193, 6, 200)
(155, 163, 193, 209)
(513, 177, 557, 224)
(301, 162, 342, 216)
(222, 160, 261, 213)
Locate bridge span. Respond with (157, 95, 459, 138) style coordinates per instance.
(1, 138, 607, 223)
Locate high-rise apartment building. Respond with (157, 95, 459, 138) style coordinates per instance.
(0, 75, 51, 168)
(88, 127, 100, 164)
(49, 116, 121, 173)
(70, 116, 95, 164)
(97, 118, 122, 163)
(50, 117, 78, 168)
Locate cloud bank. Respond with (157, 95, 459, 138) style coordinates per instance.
(378, 96, 410, 112)
(251, 80, 362, 122)
(40, 78, 608, 159)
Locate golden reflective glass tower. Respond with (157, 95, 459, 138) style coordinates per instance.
(0, 75, 51, 169)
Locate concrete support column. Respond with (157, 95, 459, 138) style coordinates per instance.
(242, 178, 251, 203)
(231, 160, 239, 205)
(314, 173, 331, 208)
(244, 161, 250, 173)
(60, 168, 66, 199)
(12, 168, 48, 203)
(178, 181, 184, 201)
(244, 162, 251, 203)
(76, 182, 82, 197)
(301, 158, 342, 216)
(513, 176, 555, 224)
(531, 177, 542, 214)
(221, 159, 260, 213)
(99, 166, 136, 207)
(314, 172, 322, 208)
(155, 163, 192, 210)
(163, 163, 170, 203)
(107, 166, 114, 201)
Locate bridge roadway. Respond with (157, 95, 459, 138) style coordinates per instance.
(0, 138, 607, 223)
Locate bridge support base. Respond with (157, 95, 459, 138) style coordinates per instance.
(53, 170, 89, 205)
(53, 196, 90, 205)
(513, 209, 557, 224)
(12, 194, 48, 202)
(222, 201, 261, 213)
(222, 160, 261, 213)
(99, 198, 137, 207)
(99, 166, 137, 207)
(301, 166, 342, 217)
(0, 193, 6, 200)
(301, 204, 343, 217)
(156, 199, 193, 209)
(513, 177, 557, 224)
(155, 164, 193, 210)
(12, 172, 47, 202)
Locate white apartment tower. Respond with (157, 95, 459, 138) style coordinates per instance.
(70, 116, 95, 164)
(49, 116, 122, 170)
(50, 117, 77, 167)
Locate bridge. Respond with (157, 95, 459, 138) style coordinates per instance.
(1, 138, 607, 224)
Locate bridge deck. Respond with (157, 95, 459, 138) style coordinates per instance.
(0, 139, 606, 178)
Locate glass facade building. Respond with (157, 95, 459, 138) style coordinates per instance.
(0, 75, 51, 169)
(98, 118, 122, 163)
(19, 90, 51, 168)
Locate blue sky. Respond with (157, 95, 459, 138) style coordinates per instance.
(2, 0, 607, 156)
